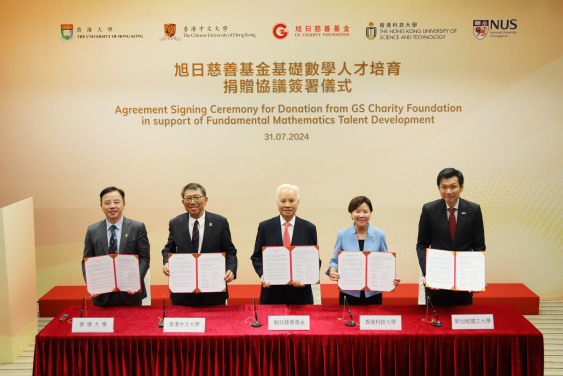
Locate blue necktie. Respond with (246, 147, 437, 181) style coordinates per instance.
(109, 225, 118, 254)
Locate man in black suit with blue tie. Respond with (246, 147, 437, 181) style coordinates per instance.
(416, 168, 486, 305)
(82, 187, 150, 307)
(251, 184, 318, 305)
(162, 183, 237, 306)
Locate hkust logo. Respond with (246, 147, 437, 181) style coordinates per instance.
(61, 24, 73, 41)
(366, 22, 377, 39)
(160, 23, 181, 41)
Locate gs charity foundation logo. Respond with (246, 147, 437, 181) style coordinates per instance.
(273, 23, 288, 39)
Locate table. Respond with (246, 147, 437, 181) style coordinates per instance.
(33, 304, 543, 376)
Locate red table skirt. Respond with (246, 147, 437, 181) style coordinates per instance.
(33, 304, 543, 376)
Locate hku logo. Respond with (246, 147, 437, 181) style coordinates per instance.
(61, 24, 73, 41)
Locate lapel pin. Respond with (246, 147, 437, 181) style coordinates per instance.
(372, 235, 376, 241)
(209, 223, 213, 227)
(461, 212, 466, 215)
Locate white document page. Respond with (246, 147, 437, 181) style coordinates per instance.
(455, 252, 486, 291)
(197, 253, 226, 292)
(168, 254, 197, 293)
(425, 249, 455, 290)
(366, 252, 396, 292)
(85, 255, 116, 295)
(114, 254, 141, 293)
(262, 247, 291, 285)
(338, 251, 366, 291)
(291, 246, 320, 285)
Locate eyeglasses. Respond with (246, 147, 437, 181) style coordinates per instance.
(183, 196, 205, 202)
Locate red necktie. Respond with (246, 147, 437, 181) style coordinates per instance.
(449, 208, 456, 242)
(283, 222, 291, 247)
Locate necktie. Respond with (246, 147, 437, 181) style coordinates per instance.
(283, 222, 291, 247)
(109, 225, 118, 254)
(192, 220, 199, 253)
(449, 208, 456, 242)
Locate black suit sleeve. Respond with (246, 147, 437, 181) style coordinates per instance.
(161, 220, 176, 265)
(250, 223, 265, 277)
(416, 204, 431, 276)
(137, 223, 151, 280)
(220, 219, 238, 278)
(472, 205, 486, 252)
(81, 229, 95, 282)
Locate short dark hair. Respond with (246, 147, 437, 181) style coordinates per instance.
(348, 196, 373, 213)
(181, 183, 207, 198)
(437, 168, 464, 186)
(100, 187, 125, 203)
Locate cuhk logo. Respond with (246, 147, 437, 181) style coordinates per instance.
(473, 20, 488, 40)
(273, 23, 288, 39)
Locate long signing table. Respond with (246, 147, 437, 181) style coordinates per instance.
(33, 304, 543, 376)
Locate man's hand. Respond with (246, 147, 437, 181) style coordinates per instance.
(424, 277, 440, 290)
(127, 289, 135, 295)
(292, 280, 305, 288)
(393, 277, 401, 286)
(261, 275, 271, 288)
(163, 263, 170, 276)
(329, 267, 340, 282)
(90, 293, 99, 298)
(224, 270, 234, 283)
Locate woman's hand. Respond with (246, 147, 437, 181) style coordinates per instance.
(329, 267, 340, 282)
(261, 275, 271, 288)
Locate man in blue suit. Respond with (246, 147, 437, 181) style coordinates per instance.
(250, 184, 318, 305)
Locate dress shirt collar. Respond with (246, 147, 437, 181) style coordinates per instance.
(280, 215, 296, 227)
(189, 210, 206, 225)
(106, 216, 124, 231)
(445, 199, 460, 211)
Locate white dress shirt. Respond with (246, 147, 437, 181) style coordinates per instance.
(106, 216, 124, 253)
(188, 211, 206, 253)
(280, 215, 296, 243)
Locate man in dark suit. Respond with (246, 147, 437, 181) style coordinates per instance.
(416, 168, 486, 305)
(162, 183, 237, 306)
(251, 184, 318, 305)
(82, 187, 150, 306)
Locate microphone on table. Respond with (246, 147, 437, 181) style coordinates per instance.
(80, 295, 86, 318)
(158, 296, 165, 328)
(427, 297, 442, 327)
(250, 296, 261, 327)
(344, 296, 356, 327)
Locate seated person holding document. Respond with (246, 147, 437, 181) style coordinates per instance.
(162, 183, 237, 306)
(82, 187, 150, 307)
(327, 196, 400, 305)
(250, 184, 318, 305)
(416, 168, 486, 305)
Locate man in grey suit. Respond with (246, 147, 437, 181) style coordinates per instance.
(82, 187, 150, 306)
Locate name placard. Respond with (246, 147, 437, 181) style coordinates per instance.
(360, 315, 402, 330)
(71, 318, 114, 333)
(162, 318, 206, 333)
(268, 316, 310, 331)
(452, 314, 494, 330)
